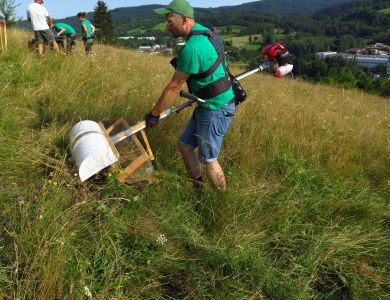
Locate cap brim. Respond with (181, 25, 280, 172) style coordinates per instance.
(154, 7, 172, 15)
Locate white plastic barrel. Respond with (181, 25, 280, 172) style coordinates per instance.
(274, 64, 293, 78)
(70, 120, 118, 182)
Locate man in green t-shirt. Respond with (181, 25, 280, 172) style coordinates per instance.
(53, 22, 76, 52)
(145, 0, 235, 192)
(77, 12, 95, 54)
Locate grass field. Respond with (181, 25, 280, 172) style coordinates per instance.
(126, 27, 147, 34)
(217, 25, 246, 35)
(0, 29, 389, 299)
(379, 8, 390, 14)
(224, 34, 262, 49)
(153, 22, 166, 31)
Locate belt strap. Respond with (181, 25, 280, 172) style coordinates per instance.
(194, 74, 232, 99)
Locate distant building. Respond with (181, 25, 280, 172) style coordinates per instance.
(345, 48, 367, 55)
(159, 47, 174, 54)
(339, 53, 389, 69)
(355, 56, 388, 69)
(315, 51, 337, 60)
(138, 46, 152, 52)
(316, 44, 390, 76)
(368, 43, 390, 51)
(119, 36, 156, 41)
(387, 61, 390, 76)
(118, 36, 135, 40)
(152, 45, 160, 51)
(138, 36, 156, 41)
(138, 45, 173, 54)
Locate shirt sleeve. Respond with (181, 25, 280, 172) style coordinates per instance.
(176, 44, 201, 75)
(43, 6, 49, 17)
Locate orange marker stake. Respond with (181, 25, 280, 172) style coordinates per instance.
(0, 22, 3, 53)
(4, 21, 7, 50)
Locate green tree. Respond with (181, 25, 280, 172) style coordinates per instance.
(93, 0, 114, 44)
(264, 35, 273, 45)
(226, 25, 232, 34)
(0, 0, 19, 24)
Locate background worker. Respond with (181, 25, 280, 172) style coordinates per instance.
(53, 22, 76, 53)
(77, 12, 95, 55)
(145, 0, 235, 192)
(26, 0, 59, 55)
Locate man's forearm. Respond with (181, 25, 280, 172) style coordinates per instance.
(151, 84, 181, 116)
(150, 70, 189, 116)
(57, 28, 65, 36)
(47, 16, 53, 27)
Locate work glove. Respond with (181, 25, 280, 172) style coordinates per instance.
(145, 112, 160, 128)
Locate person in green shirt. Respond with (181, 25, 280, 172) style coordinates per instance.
(52, 22, 76, 53)
(145, 0, 235, 192)
(77, 12, 95, 54)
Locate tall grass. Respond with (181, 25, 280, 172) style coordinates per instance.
(0, 29, 389, 299)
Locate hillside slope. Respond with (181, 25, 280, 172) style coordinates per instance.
(0, 29, 389, 299)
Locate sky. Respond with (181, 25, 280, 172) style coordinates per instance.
(17, 1, 254, 19)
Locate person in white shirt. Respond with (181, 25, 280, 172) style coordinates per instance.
(27, 0, 58, 55)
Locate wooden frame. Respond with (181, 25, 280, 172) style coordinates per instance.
(0, 21, 6, 54)
(99, 118, 155, 183)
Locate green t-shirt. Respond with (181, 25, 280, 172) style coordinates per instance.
(81, 19, 93, 38)
(177, 23, 234, 110)
(54, 23, 76, 35)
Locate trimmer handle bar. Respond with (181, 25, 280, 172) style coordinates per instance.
(110, 61, 274, 145)
(110, 96, 203, 145)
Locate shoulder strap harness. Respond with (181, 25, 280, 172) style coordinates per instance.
(178, 26, 232, 99)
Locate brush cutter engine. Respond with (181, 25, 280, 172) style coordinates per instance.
(262, 43, 293, 77)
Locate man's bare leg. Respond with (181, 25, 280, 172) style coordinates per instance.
(52, 39, 59, 52)
(205, 160, 226, 191)
(179, 143, 227, 191)
(178, 143, 201, 180)
(37, 42, 44, 55)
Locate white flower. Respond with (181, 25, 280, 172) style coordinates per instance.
(55, 237, 65, 246)
(83, 286, 92, 298)
(156, 233, 167, 245)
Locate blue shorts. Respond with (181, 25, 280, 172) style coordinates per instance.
(179, 102, 235, 163)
